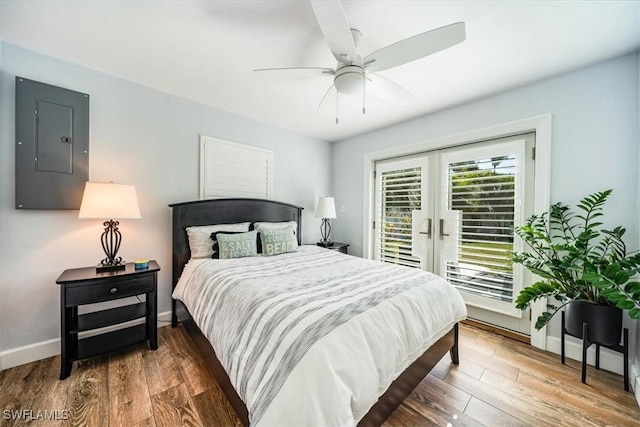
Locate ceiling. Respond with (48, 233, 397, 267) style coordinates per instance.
(1, 1, 639, 142)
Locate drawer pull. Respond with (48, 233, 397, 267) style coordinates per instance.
(110, 288, 118, 294)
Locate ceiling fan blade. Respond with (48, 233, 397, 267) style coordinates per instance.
(310, 0, 357, 64)
(366, 74, 413, 105)
(364, 22, 465, 73)
(253, 67, 335, 77)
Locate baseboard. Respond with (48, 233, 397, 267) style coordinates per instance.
(462, 319, 531, 344)
(0, 337, 60, 373)
(0, 311, 172, 371)
(546, 335, 625, 376)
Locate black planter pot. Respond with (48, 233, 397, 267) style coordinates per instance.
(564, 301, 622, 346)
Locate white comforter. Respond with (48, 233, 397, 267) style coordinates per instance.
(173, 246, 467, 426)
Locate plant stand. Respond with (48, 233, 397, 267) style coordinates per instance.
(561, 311, 629, 391)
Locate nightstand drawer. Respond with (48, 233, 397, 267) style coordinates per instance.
(65, 275, 154, 306)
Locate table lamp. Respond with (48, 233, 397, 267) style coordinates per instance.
(315, 196, 336, 246)
(78, 182, 141, 272)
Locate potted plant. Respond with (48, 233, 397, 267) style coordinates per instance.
(512, 189, 640, 346)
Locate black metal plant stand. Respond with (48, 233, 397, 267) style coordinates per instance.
(561, 311, 629, 391)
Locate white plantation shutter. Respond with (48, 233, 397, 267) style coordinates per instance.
(446, 156, 515, 301)
(200, 135, 272, 199)
(375, 158, 427, 268)
(441, 139, 527, 309)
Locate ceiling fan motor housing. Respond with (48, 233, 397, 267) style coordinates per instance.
(334, 65, 365, 94)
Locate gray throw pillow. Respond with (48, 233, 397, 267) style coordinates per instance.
(260, 226, 298, 256)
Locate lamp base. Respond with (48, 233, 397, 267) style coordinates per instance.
(96, 219, 125, 273)
(317, 241, 332, 247)
(96, 263, 126, 273)
(319, 218, 332, 247)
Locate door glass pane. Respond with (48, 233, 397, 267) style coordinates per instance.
(377, 167, 422, 268)
(445, 155, 516, 302)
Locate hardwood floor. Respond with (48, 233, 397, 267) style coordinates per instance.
(1, 324, 638, 426)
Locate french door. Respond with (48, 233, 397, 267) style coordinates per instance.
(374, 133, 535, 334)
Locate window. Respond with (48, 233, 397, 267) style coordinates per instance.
(366, 115, 550, 347)
(373, 134, 535, 326)
(443, 149, 519, 303)
(374, 157, 427, 268)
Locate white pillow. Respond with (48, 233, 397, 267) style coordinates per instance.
(186, 222, 251, 258)
(253, 221, 298, 235)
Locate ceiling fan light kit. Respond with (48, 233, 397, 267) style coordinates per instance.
(334, 65, 365, 95)
(254, 0, 466, 123)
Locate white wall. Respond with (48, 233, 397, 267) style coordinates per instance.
(332, 53, 639, 364)
(0, 43, 332, 366)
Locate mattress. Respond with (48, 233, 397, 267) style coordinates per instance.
(173, 245, 467, 426)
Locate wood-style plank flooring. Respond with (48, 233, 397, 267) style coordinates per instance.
(1, 324, 638, 426)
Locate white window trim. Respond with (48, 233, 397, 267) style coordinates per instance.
(362, 114, 551, 349)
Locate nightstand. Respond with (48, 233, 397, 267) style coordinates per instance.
(56, 260, 160, 380)
(317, 242, 349, 254)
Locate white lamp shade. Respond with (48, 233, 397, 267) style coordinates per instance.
(315, 196, 336, 219)
(78, 182, 141, 219)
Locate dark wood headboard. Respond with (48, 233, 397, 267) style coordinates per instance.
(169, 198, 304, 290)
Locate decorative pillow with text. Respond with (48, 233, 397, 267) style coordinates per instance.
(253, 221, 297, 253)
(260, 226, 298, 256)
(217, 230, 258, 259)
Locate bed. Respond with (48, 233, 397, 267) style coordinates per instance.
(170, 198, 466, 426)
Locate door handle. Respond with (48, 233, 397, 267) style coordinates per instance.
(419, 218, 432, 239)
(439, 219, 450, 240)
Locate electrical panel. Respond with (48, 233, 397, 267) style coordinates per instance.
(15, 77, 89, 210)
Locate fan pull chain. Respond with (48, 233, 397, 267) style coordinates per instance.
(362, 75, 366, 114)
(336, 93, 339, 124)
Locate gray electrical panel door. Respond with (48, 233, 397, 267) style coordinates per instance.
(15, 77, 89, 209)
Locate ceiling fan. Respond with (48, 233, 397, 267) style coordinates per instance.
(254, 0, 466, 122)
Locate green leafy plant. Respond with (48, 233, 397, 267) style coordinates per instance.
(512, 189, 640, 329)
